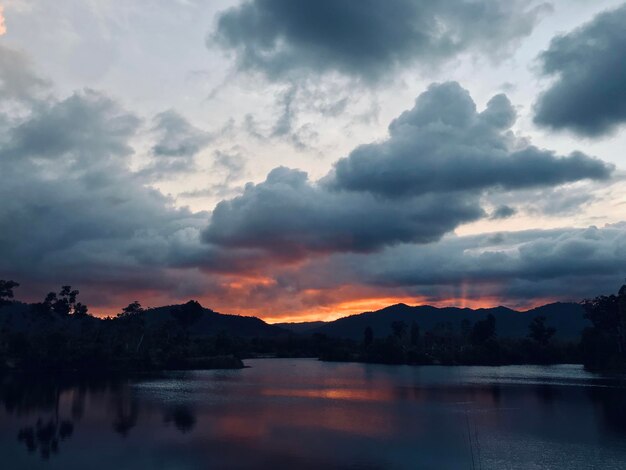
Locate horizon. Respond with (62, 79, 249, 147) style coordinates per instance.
(5, 281, 586, 324)
(1, 0, 626, 323)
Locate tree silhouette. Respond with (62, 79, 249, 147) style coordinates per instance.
(410, 321, 420, 346)
(118, 301, 143, 318)
(171, 300, 204, 330)
(470, 314, 496, 346)
(461, 319, 472, 340)
(363, 326, 374, 347)
(391, 321, 408, 340)
(581, 285, 626, 369)
(528, 316, 556, 346)
(0, 280, 19, 306)
(73, 302, 89, 317)
(583, 291, 625, 353)
(38, 286, 85, 316)
(116, 301, 146, 353)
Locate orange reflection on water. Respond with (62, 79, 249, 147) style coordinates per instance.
(261, 387, 393, 402)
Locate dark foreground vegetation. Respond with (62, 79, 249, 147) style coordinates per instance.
(1, 280, 626, 372)
(316, 284, 626, 371)
(0, 281, 245, 372)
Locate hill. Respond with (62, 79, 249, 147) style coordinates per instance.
(273, 321, 326, 334)
(0, 301, 287, 339)
(143, 302, 287, 338)
(278, 302, 588, 341)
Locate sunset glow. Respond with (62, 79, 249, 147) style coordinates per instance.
(0, 5, 6, 36)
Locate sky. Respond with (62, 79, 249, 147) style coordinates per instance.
(1, 0, 626, 322)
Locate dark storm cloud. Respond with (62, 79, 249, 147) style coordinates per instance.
(328, 82, 612, 198)
(0, 85, 209, 302)
(4, 89, 139, 162)
(490, 205, 516, 220)
(277, 223, 626, 304)
(0, 45, 223, 309)
(534, 3, 626, 136)
(203, 82, 611, 263)
(214, 0, 550, 82)
(203, 166, 484, 259)
(358, 226, 626, 288)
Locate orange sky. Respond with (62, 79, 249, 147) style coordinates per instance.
(87, 286, 555, 324)
(0, 6, 6, 36)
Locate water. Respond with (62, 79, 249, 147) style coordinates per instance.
(1, 359, 626, 469)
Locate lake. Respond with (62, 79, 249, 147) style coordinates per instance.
(1, 359, 626, 469)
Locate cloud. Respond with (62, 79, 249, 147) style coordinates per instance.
(328, 82, 612, 198)
(269, 84, 317, 150)
(528, 188, 595, 217)
(3, 89, 139, 163)
(203, 82, 612, 266)
(213, 0, 550, 82)
(357, 224, 626, 300)
(534, 4, 626, 136)
(138, 110, 213, 179)
(213, 149, 246, 183)
(192, 223, 626, 317)
(271, 85, 298, 138)
(151, 110, 212, 157)
(203, 166, 484, 260)
(178, 149, 248, 200)
(0, 84, 209, 307)
(241, 83, 333, 150)
(490, 205, 516, 220)
(0, 44, 49, 101)
(260, 223, 626, 312)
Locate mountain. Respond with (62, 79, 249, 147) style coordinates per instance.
(273, 321, 327, 334)
(0, 301, 288, 339)
(2, 300, 589, 341)
(278, 302, 589, 341)
(144, 302, 288, 338)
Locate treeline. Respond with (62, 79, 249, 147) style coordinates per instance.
(580, 285, 626, 370)
(317, 284, 626, 370)
(316, 314, 579, 366)
(0, 281, 244, 372)
(1, 280, 626, 371)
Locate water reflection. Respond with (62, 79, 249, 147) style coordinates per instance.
(0, 361, 626, 469)
(17, 418, 74, 459)
(588, 386, 626, 435)
(163, 405, 196, 434)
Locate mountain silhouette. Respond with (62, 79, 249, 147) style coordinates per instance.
(276, 302, 588, 340)
(0, 301, 287, 338)
(142, 303, 286, 337)
(2, 300, 588, 340)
